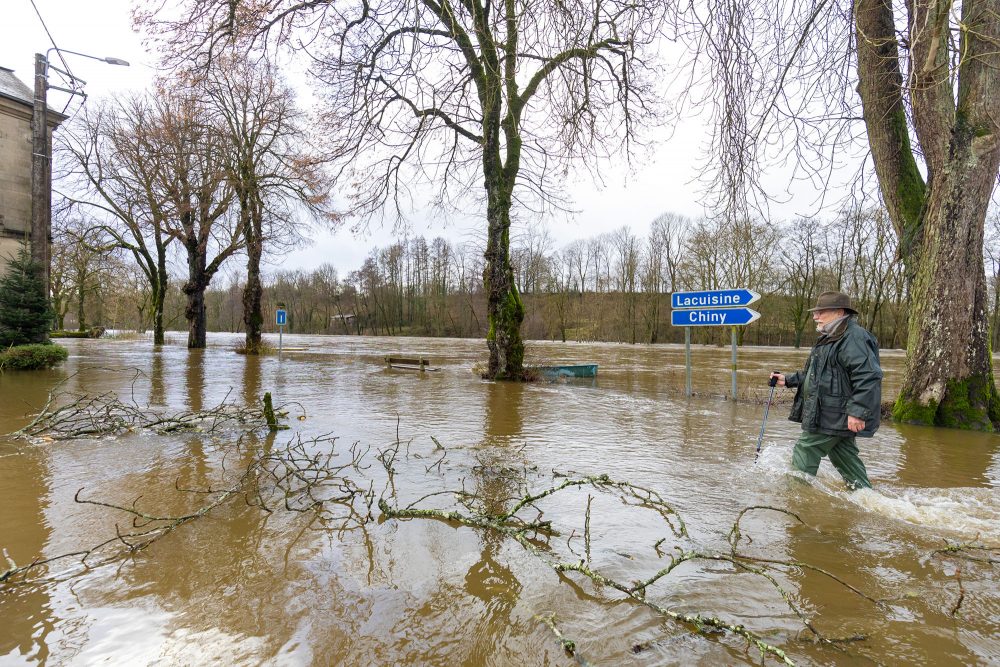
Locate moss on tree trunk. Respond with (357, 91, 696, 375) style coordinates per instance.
(895, 372, 1000, 431)
(482, 169, 525, 380)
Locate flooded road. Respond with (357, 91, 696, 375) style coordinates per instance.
(1, 334, 998, 665)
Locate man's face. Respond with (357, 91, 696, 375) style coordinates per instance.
(813, 307, 846, 329)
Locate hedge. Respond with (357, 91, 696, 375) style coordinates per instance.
(0, 343, 68, 371)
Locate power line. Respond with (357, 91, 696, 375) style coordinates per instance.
(27, 0, 87, 113)
(27, 0, 77, 90)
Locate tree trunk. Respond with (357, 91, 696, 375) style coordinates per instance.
(243, 214, 264, 352)
(483, 177, 524, 380)
(151, 240, 169, 346)
(856, 0, 1000, 429)
(243, 245, 263, 352)
(991, 274, 1000, 351)
(893, 120, 1000, 429)
(854, 0, 926, 281)
(184, 240, 209, 349)
(76, 281, 87, 331)
(185, 283, 208, 348)
(152, 284, 165, 345)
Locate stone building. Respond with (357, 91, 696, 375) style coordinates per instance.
(0, 65, 65, 278)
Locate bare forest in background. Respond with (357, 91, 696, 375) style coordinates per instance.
(57, 208, 1000, 351)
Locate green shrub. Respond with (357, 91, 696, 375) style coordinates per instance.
(0, 343, 68, 371)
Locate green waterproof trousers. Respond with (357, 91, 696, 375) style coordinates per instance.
(792, 432, 872, 490)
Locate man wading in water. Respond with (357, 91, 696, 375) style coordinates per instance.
(770, 291, 883, 490)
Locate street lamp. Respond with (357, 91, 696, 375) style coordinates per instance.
(57, 49, 131, 67)
(30, 48, 129, 298)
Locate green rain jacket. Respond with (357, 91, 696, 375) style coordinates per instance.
(785, 317, 883, 438)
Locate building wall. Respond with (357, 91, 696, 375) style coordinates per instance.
(0, 96, 33, 274)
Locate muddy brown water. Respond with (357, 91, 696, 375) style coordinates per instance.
(1, 334, 998, 666)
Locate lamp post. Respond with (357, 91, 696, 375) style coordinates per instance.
(30, 48, 129, 298)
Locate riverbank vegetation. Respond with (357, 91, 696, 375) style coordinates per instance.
(52, 208, 1000, 353)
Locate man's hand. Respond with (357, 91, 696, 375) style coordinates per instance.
(770, 372, 785, 387)
(847, 416, 865, 433)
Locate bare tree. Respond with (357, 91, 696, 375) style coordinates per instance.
(687, 0, 1000, 429)
(140, 0, 669, 379)
(641, 227, 665, 344)
(610, 225, 642, 343)
(845, 207, 901, 341)
(59, 96, 175, 344)
(561, 239, 588, 294)
(780, 218, 824, 348)
(544, 247, 575, 342)
(985, 210, 1000, 351)
(681, 218, 724, 292)
(49, 214, 75, 332)
(150, 87, 243, 349)
(202, 53, 337, 354)
(649, 212, 690, 295)
(50, 214, 113, 332)
(512, 225, 554, 296)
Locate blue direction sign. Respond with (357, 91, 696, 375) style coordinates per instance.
(671, 308, 760, 327)
(276, 309, 287, 326)
(671, 289, 760, 310)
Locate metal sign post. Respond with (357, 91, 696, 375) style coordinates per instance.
(671, 289, 761, 399)
(685, 327, 692, 397)
(731, 327, 738, 398)
(276, 307, 287, 356)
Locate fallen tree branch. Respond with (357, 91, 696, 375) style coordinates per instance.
(536, 613, 590, 665)
(930, 539, 1000, 565)
(378, 473, 818, 664)
(11, 389, 302, 440)
(1, 432, 373, 586)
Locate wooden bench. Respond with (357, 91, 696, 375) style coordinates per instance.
(384, 356, 431, 371)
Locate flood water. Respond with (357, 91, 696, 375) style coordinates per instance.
(1, 334, 998, 666)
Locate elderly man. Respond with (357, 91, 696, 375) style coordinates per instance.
(770, 291, 883, 490)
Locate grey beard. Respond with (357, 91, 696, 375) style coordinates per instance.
(816, 314, 850, 335)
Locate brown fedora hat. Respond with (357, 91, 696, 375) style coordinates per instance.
(808, 290, 858, 314)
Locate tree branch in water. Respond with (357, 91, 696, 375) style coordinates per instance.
(377, 471, 822, 664)
(11, 389, 303, 440)
(0, 432, 372, 586)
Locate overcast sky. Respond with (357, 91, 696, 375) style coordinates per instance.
(3, 0, 827, 274)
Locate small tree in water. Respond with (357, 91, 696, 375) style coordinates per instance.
(0, 245, 53, 347)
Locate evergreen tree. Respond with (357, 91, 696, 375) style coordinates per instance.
(0, 245, 53, 347)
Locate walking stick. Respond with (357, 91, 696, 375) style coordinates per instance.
(755, 372, 779, 462)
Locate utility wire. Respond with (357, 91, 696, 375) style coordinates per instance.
(28, 0, 81, 104)
(28, 0, 71, 73)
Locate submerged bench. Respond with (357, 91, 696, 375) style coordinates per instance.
(384, 356, 432, 371)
